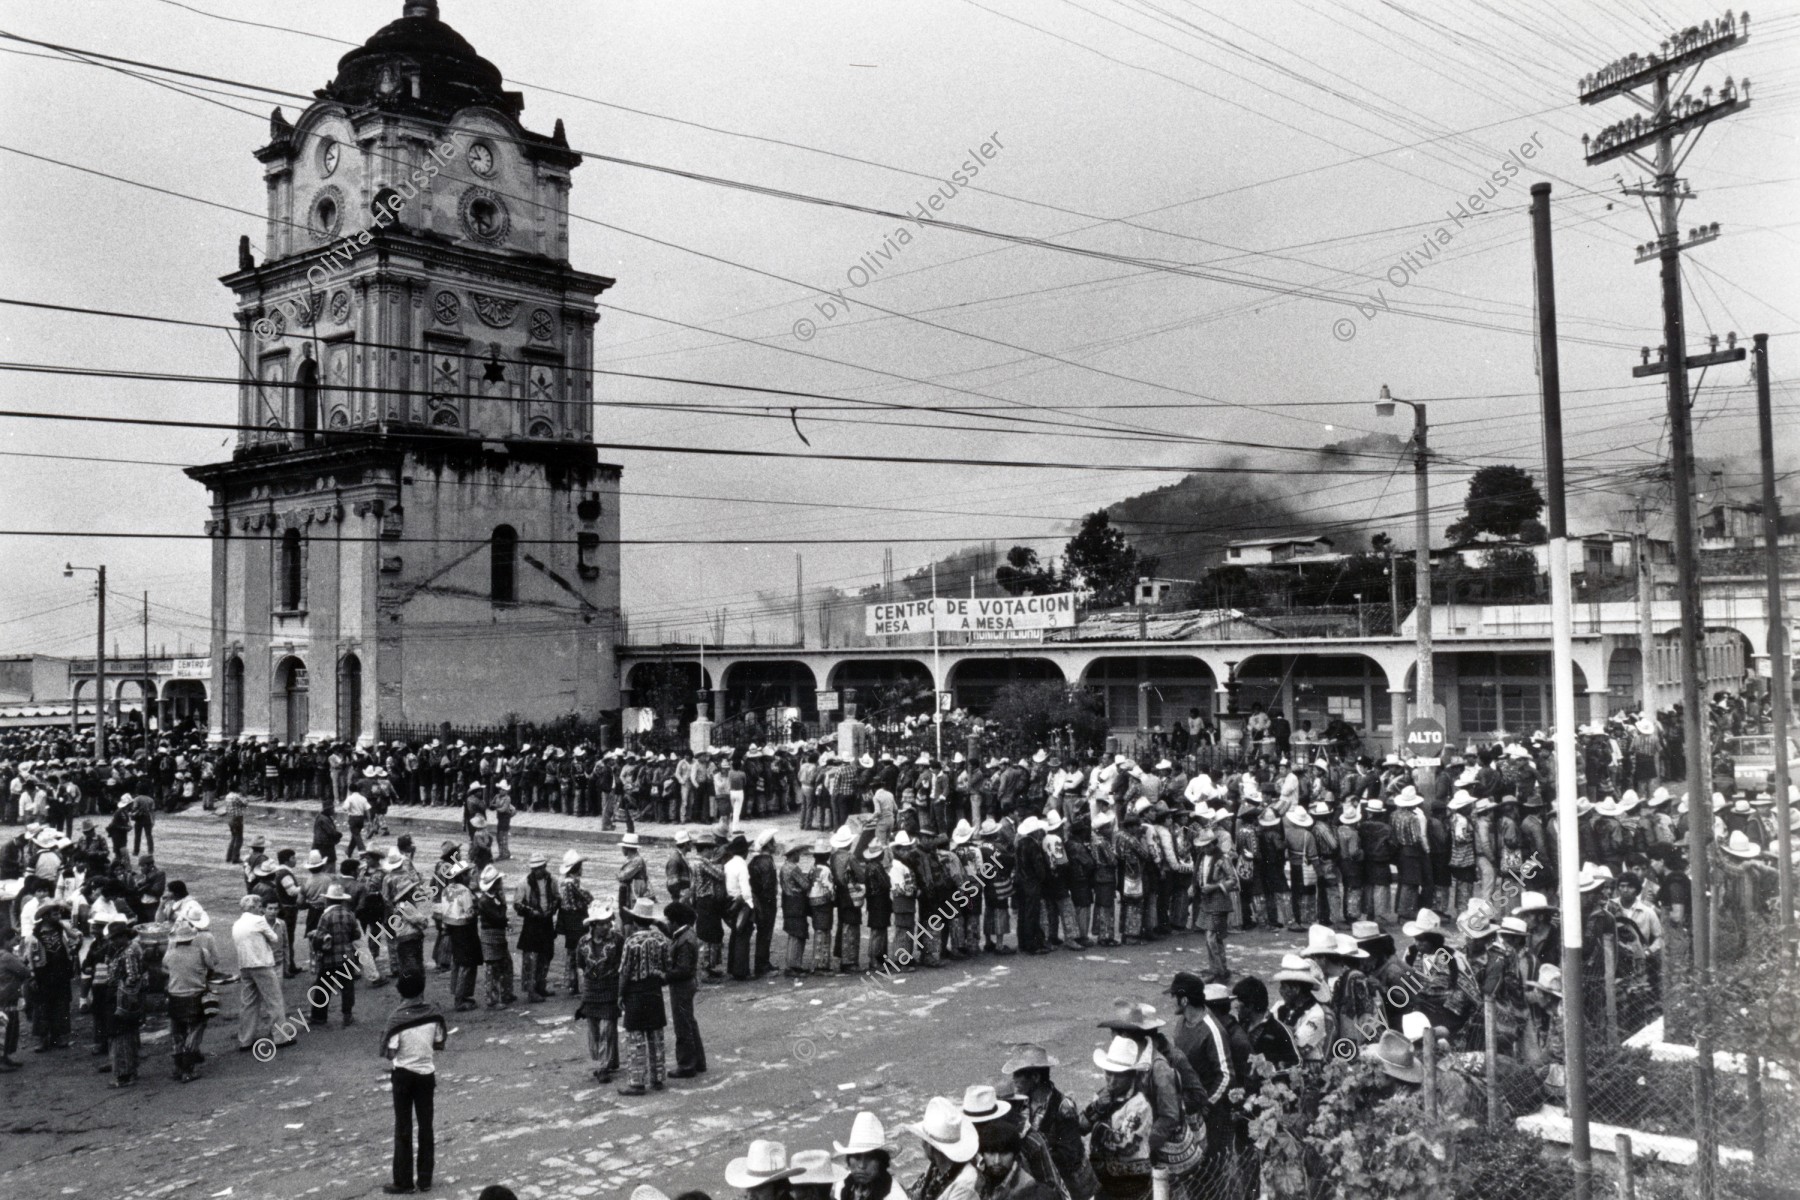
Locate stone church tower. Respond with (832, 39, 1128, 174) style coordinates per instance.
(188, 1, 620, 745)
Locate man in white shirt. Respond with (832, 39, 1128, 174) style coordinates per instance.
(723, 834, 755, 981)
(382, 972, 448, 1195)
(675, 754, 697, 825)
(342, 786, 373, 856)
(232, 894, 286, 1052)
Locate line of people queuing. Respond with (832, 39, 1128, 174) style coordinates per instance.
(609, 924, 1613, 1200)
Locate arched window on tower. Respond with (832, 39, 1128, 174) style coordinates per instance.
(297, 349, 320, 446)
(490, 524, 517, 603)
(280, 528, 304, 611)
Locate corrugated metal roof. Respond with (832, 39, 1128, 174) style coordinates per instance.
(1046, 607, 1290, 641)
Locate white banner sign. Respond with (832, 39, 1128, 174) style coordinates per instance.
(171, 657, 212, 679)
(865, 599, 937, 636)
(864, 593, 1077, 636)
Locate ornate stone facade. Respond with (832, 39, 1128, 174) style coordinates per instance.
(188, 1, 620, 744)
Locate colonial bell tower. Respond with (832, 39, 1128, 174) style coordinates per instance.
(188, 0, 621, 746)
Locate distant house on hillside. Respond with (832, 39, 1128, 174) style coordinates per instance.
(1222, 536, 1342, 568)
(1133, 576, 1196, 606)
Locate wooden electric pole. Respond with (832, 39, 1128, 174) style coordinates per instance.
(1580, 17, 1752, 1197)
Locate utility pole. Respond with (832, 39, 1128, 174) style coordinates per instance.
(1387, 541, 1401, 631)
(931, 562, 944, 762)
(795, 553, 804, 646)
(1532, 182, 1593, 1200)
(66, 563, 107, 759)
(1377, 386, 1435, 791)
(142, 592, 153, 737)
(1629, 499, 1659, 709)
(1753, 334, 1794, 930)
(1580, 18, 1751, 1196)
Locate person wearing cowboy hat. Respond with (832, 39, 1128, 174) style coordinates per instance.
(307, 881, 362, 1029)
(904, 1097, 980, 1200)
(513, 851, 561, 1003)
(1359, 1027, 1435, 1101)
(1716, 828, 1772, 966)
(726, 1139, 806, 1198)
(1521, 963, 1568, 1097)
(1112, 801, 1158, 946)
(1012, 815, 1053, 955)
(778, 837, 813, 978)
(976, 819, 1020, 955)
(825, 825, 866, 976)
(1509, 889, 1560, 981)
(1271, 953, 1331, 1064)
(1470, 913, 1533, 1057)
(1082, 1035, 1159, 1195)
(1279, 799, 1320, 933)
(1301, 924, 1380, 1046)
(552, 849, 594, 996)
(487, 776, 517, 863)
(341, 775, 373, 859)
(24, 899, 78, 1055)
(946, 817, 988, 959)
(832, 1111, 897, 1200)
(91, 915, 144, 1085)
(686, 827, 729, 981)
(786, 1147, 848, 1200)
(1569, 862, 1626, 1027)
(617, 896, 671, 1096)
(1038, 809, 1083, 953)
(164, 916, 217, 1082)
(1252, 796, 1292, 934)
(473, 864, 517, 1008)
(616, 831, 650, 920)
(575, 899, 624, 1082)
(996, 1044, 1096, 1200)
(1399, 908, 1473, 1033)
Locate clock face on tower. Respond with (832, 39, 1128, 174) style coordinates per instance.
(320, 138, 340, 177)
(467, 141, 495, 177)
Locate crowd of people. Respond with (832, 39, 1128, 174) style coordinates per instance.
(1, 708, 1795, 1195)
(589, 883, 1696, 1200)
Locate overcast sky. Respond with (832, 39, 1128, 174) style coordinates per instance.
(1, 0, 1795, 657)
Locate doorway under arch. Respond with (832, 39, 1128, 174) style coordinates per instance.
(274, 656, 308, 744)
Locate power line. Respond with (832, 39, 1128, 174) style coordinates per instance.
(0, 407, 1412, 476)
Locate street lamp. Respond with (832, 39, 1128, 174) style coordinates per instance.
(1376, 386, 1435, 781)
(65, 562, 108, 759)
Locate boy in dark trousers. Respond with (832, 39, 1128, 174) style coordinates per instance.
(663, 902, 706, 1078)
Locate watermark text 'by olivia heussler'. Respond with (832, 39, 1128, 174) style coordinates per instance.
(792, 133, 1004, 342)
(251, 134, 466, 341)
(1330, 131, 1543, 343)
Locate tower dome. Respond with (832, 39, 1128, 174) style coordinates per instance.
(324, 1, 520, 119)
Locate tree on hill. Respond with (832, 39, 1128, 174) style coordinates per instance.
(995, 545, 1061, 596)
(1446, 465, 1547, 546)
(1063, 511, 1157, 608)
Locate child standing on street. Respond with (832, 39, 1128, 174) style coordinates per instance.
(381, 972, 448, 1196)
